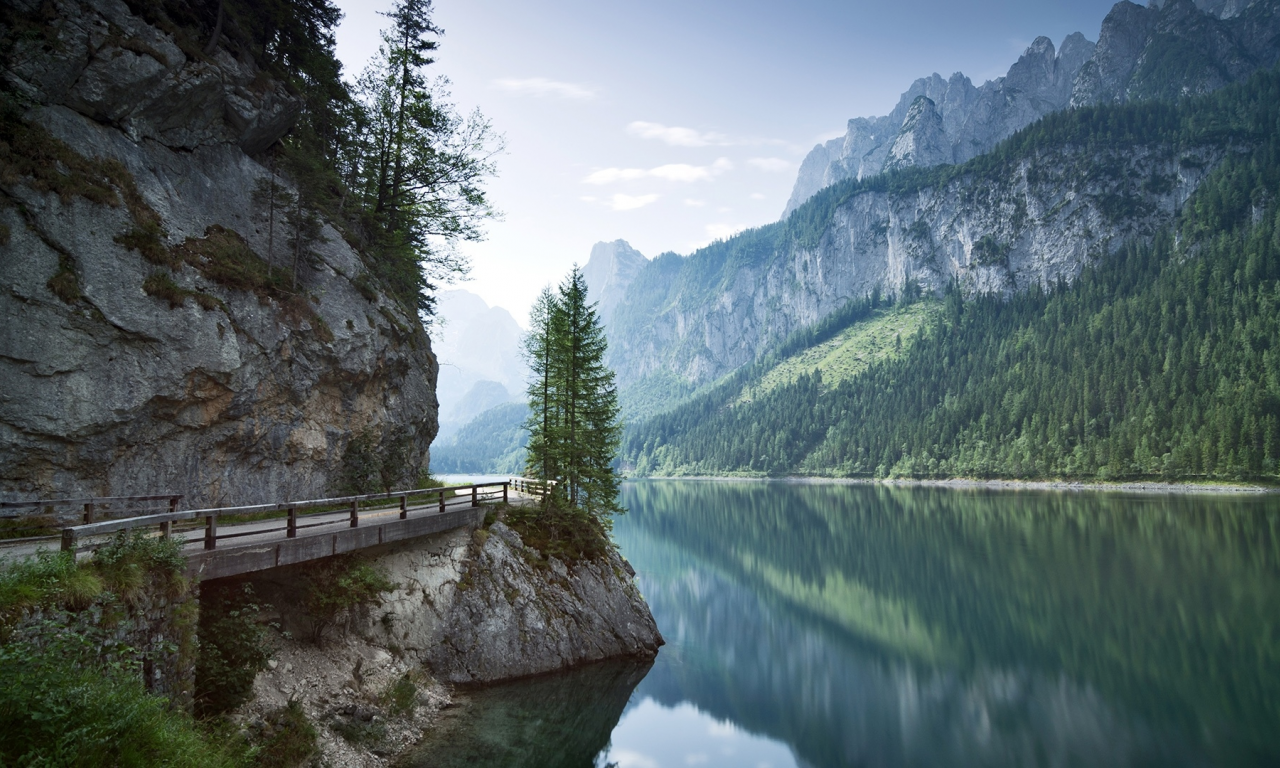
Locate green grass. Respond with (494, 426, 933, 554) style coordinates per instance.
(738, 300, 941, 404)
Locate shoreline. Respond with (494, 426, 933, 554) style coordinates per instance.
(623, 475, 1277, 495)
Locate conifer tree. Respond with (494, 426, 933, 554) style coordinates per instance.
(524, 267, 623, 524)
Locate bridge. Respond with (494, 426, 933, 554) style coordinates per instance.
(0, 479, 551, 580)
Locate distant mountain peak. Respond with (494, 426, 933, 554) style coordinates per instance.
(582, 240, 649, 326)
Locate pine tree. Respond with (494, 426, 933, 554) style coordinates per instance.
(524, 267, 623, 525)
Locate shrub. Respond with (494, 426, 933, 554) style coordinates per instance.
(0, 622, 237, 767)
(253, 700, 318, 768)
(303, 556, 397, 641)
(196, 582, 271, 718)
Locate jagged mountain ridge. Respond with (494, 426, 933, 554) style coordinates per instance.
(784, 0, 1280, 217)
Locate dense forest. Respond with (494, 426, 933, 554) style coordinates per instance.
(623, 69, 1280, 483)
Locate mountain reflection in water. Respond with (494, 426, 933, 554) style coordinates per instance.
(409, 481, 1280, 768)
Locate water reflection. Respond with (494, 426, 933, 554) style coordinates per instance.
(612, 481, 1280, 768)
(401, 658, 651, 767)
(411, 481, 1280, 767)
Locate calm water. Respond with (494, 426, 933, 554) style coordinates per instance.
(404, 481, 1280, 768)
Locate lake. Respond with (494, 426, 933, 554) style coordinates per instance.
(404, 480, 1280, 767)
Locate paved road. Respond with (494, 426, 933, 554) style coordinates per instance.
(0, 488, 519, 564)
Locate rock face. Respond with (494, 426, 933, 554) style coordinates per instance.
(428, 522, 663, 683)
(608, 142, 1223, 389)
(783, 33, 1095, 216)
(0, 0, 438, 506)
(244, 520, 663, 685)
(1071, 0, 1280, 106)
(581, 239, 649, 327)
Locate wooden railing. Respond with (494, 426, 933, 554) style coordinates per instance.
(0, 494, 183, 542)
(58, 483, 510, 553)
(508, 477, 556, 500)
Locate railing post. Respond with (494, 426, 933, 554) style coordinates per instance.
(169, 496, 179, 514)
(438, 489, 445, 514)
(287, 505, 297, 538)
(159, 520, 172, 540)
(350, 499, 359, 528)
(83, 502, 94, 525)
(61, 528, 76, 552)
(399, 494, 408, 520)
(205, 515, 217, 550)
(472, 485, 478, 507)
(503, 482, 508, 504)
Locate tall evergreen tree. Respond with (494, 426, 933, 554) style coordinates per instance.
(524, 267, 623, 523)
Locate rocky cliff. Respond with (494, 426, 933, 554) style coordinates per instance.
(609, 140, 1222, 389)
(0, 0, 437, 506)
(581, 239, 649, 326)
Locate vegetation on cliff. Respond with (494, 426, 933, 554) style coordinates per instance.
(623, 69, 1280, 483)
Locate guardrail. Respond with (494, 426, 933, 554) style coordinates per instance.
(508, 477, 556, 500)
(0, 494, 184, 542)
(58, 483, 512, 553)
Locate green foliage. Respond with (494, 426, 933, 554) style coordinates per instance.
(524, 268, 624, 526)
(0, 622, 239, 767)
(302, 556, 396, 640)
(252, 701, 318, 768)
(91, 529, 187, 604)
(335, 426, 417, 494)
(195, 582, 271, 718)
(47, 255, 82, 304)
(430, 402, 529, 474)
(625, 108, 1280, 480)
(502, 502, 611, 564)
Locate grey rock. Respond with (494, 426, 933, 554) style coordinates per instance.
(885, 97, 951, 172)
(581, 239, 649, 327)
(784, 33, 1095, 216)
(428, 522, 663, 684)
(0, 2, 436, 506)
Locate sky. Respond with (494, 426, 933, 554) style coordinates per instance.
(333, 0, 1122, 323)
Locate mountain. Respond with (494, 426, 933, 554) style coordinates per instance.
(605, 0, 1280, 399)
(783, 0, 1280, 217)
(623, 71, 1280, 479)
(783, 32, 1095, 216)
(581, 240, 649, 326)
(431, 402, 529, 475)
(433, 289, 526, 439)
(606, 0, 1280, 482)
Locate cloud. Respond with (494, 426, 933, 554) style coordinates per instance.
(611, 751, 660, 768)
(685, 754, 710, 766)
(584, 158, 732, 185)
(610, 193, 660, 211)
(748, 157, 792, 172)
(684, 198, 706, 207)
(627, 121, 731, 147)
(750, 193, 766, 200)
(492, 77, 596, 100)
(705, 222, 746, 240)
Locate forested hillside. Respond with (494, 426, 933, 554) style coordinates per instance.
(623, 69, 1280, 483)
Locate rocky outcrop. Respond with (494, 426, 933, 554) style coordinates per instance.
(429, 522, 663, 683)
(884, 97, 950, 172)
(0, 0, 437, 506)
(245, 520, 661, 687)
(581, 239, 649, 326)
